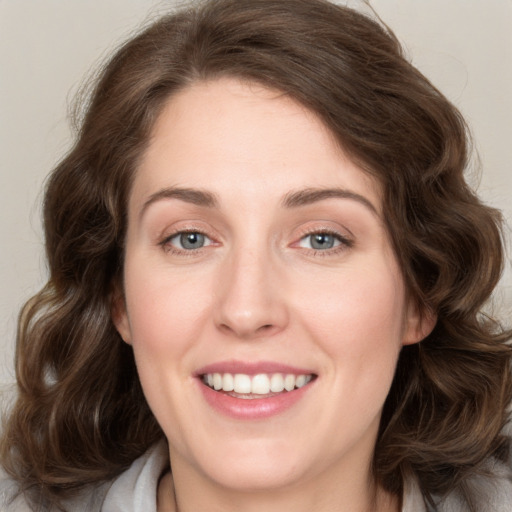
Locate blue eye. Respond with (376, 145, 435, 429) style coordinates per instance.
(299, 232, 344, 250)
(168, 232, 211, 250)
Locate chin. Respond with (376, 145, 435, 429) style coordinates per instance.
(205, 459, 308, 492)
(187, 438, 314, 492)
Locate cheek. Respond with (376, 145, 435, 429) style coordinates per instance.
(123, 256, 212, 358)
(294, 259, 407, 378)
(122, 258, 213, 434)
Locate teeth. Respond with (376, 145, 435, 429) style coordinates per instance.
(222, 373, 234, 392)
(296, 375, 307, 388)
(270, 373, 285, 392)
(284, 374, 295, 391)
(213, 373, 222, 391)
(202, 372, 313, 394)
(252, 374, 270, 394)
(234, 374, 252, 394)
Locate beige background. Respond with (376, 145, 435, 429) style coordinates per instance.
(1, 0, 511, 387)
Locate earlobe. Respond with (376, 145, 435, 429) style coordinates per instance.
(111, 287, 132, 345)
(403, 301, 437, 346)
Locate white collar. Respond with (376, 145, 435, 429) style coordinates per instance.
(402, 475, 427, 512)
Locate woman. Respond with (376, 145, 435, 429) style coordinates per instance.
(1, 0, 511, 510)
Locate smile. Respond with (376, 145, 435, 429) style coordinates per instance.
(202, 372, 314, 398)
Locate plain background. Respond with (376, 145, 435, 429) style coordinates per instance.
(1, 0, 511, 389)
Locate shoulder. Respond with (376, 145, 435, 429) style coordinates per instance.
(0, 467, 109, 512)
(436, 459, 512, 512)
(101, 439, 170, 512)
(404, 459, 512, 512)
(0, 467, 32, 512)
(0, 440, 169, 512)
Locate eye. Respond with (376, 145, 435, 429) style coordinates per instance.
(165, 231, 212, 251)
(298, 232, 348, 251)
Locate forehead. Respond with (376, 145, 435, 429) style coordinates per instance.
(132, 77, 381, 211)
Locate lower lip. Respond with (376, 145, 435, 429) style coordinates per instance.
(198, 380, 314, 420)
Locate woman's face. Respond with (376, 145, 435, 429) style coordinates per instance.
(114, 78, 430, 494)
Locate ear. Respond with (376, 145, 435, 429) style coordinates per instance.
(110, 285, 132, 345)
(403, 300, 436, 346)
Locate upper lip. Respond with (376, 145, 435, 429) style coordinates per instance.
(195, 360, 316, 377)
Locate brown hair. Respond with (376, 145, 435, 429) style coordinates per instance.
(2, 0, 511, 509)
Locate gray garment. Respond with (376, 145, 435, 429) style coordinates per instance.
(1, 441, 511, 511)
(0, 442, 166, 512)
(403, 460, 512, 512)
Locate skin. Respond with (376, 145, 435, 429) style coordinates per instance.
(113, 77, 434, 512)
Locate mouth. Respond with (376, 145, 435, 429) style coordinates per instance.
(201, 372, 316, 399)
(197, 363, 317, 419)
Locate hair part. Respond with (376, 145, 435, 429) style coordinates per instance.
(1, 0, 510, 509)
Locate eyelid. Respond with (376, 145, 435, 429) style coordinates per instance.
(170, 231, 213, 248)
(292, 226, 354, 253)
(156, 222, 353, 256)
(159, 226, 218, 254)
(298, 232, 341, 249)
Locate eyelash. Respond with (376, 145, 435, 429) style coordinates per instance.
(295, 228, 353, 256)
(158, 228, 353, 256)
(159, 229, 214, 255)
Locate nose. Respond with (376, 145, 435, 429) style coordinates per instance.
(213, 246, 289, 340)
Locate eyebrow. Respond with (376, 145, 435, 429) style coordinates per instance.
(139, 185, 378, 218)
(140, 186, 219, 219)
(282, 187, 378, 214)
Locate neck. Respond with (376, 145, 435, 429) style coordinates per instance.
(161, 454, 400, 512)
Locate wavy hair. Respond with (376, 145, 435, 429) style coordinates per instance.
(1, 0, 511, 509)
